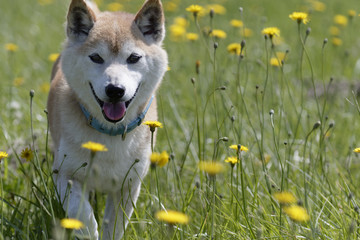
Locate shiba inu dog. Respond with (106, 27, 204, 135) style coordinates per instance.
(47, 0, 167, 238)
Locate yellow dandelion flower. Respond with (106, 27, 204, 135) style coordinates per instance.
(186, 4, 203, 16)
(143, 121, 163, 132)
(150, 152, 160, 165)
(150, 151, 170, 167)
(156, 210, 189, 225)
(289, 12, 310, 24)
(273, 192, 297, 204)
(270, 52, 286, 67)
(20, 148, 33, 162)
(5, 43, 18, 52)
(206, 4, 226, 15)
(0, 151, 8, 162)
(242, 28, 253, 37)
(167, 66, 171, 71)
(264, 154, 271, 164)
(325, 131, 331, 139)
(311, 1, 326, 12)
(348, 10, 356, 18)
(81, 141, 108, 153)
(276, 52, 286, 60)
(241, 146, 249, 152)
(334, 14, 348, 26)
(169, 24, 186, 40)
(270, 57, 282, 67)
(283, 205, 310, 222)
(106, 2, 123, 12)
(40, 82, 50, 93)
(230, 19, 243, 28)
(158, 151, 169, 167)
(48, 53, 59, 62)
(227, 43, 241, 56)
(174, 17, 188, 28)
(186, 33, 199, 41)
(261, 27, 280, 38)
(94, 0, 103, 6)
(198, 161, 224, 176)
(272, 36, 284, 45)
(164, 2, 178, 12)
(332, 37, 342, 46)
(196, 60, 201, 68)
(329, 26, 340, 36)
(38, 0, 53, 5)
(13, 77, 24, 87)
(60, 218, 84, 229)
(225, 156, 238, 166)
(210, 29, 227, 39)
(353, 148, 360, 153)
(229, 144, 249, 152)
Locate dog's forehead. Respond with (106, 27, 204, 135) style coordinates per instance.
(84, 12, 143, 54)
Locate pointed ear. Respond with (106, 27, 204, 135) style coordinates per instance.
(66, 0, 96, 41)
(134, 0, 165, 45)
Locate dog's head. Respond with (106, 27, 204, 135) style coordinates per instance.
(61, 0, 167, 124)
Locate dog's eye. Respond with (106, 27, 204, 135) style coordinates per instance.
(89, 53, 104, 64)
(127, 53, 142, 64)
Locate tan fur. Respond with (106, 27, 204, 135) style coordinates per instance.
(47, 0, 167, 239)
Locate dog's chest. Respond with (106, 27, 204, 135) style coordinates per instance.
(58, 127, 151, 193)
(90, 138, 149, 192)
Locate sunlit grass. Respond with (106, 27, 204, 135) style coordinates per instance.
(1, 0, 360, 239)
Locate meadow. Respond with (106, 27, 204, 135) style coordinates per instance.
(1, 0, 360, 239)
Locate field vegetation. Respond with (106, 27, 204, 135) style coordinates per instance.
(1, 0, 360, 239)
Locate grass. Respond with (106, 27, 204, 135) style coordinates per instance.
(1, 0, 360, 239)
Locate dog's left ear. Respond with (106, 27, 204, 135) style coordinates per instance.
(134, 0, 165, 45)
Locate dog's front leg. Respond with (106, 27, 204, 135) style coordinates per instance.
(101, 179, 141, 240)
(57, 176, 99, 239)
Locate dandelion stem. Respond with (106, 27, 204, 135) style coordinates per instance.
(192, 79, 202, 162)
(212, 43, 220, 139)
(44, 110, 51, 171)
(235, 155, 240, 221)
(211, 176, 216, 239)
(155, 166, 161, 210)
(30, 90, 35, 150)
(303, 126, 317, 209)
(1, 164, 4, 236)
(230, 166, 234, 209)
(258, 37, 272, 195)
(194, 16, 213, 63)
(239, 150, 247, 217)
(202, 89, 221, 160)
(291, 23, 305, 145)
(76, 152, 96, 222)
(150, 131, 154, 152)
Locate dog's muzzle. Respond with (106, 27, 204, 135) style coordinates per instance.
(89, 83, 139, 123)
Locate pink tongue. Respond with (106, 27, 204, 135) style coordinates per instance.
(102, 102, 126, 121)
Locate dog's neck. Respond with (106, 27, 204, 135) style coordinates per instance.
(79, 95, 154, 138)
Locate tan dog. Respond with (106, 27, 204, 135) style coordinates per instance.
(47, 0, 167, 238)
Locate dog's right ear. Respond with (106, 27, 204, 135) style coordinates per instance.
(66, 0, 96, 41)
(134, 0, 165, 45)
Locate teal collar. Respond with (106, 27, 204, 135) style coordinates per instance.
(79, 95, 154, 137)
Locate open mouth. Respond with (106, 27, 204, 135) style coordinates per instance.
(89, 83, 139, 123)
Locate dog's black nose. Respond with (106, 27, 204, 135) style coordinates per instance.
(105, 84, 125, 102)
